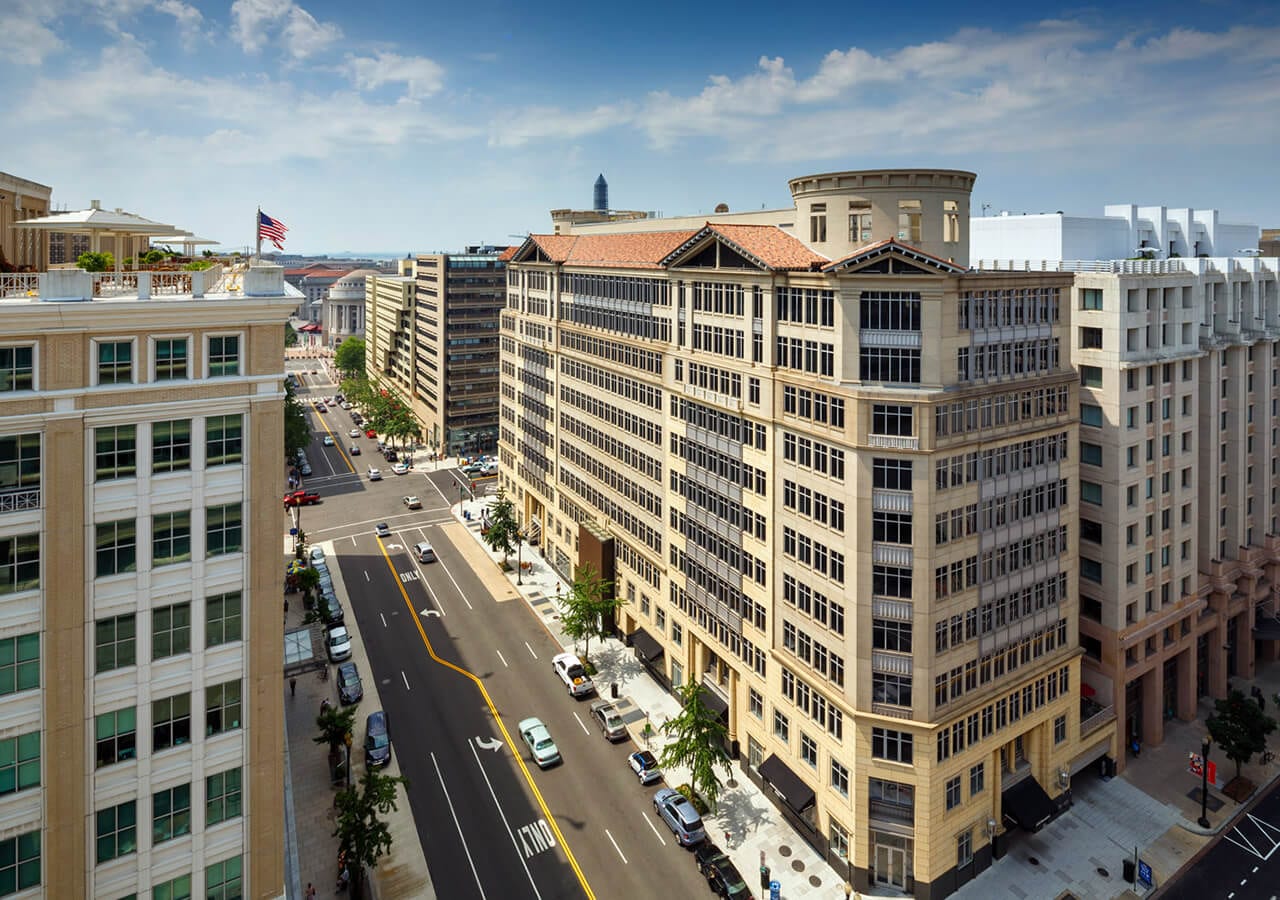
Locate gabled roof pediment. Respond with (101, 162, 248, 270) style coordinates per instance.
(663, 223, 828, 272)
(823, 238, 967, 275)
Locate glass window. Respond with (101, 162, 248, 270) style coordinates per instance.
(0, 346, 35, 392)
(206, 856, 242, 900)
(0, 533, 40, 596)
(206, 504, 242, 556)
(95, 425, 137, 481)
(97, 340, 133, 385)
(0, 731, 40, 796)
(945, 775, 962, 810)
(1080, 365, 1103, 388)
(154, 338, 188, 381)
(96, 800, 137, 863)
(152, 419, 192, 473)
(800, 733, 818, 768)
(0, 432, 40, 494)
(830, 759, 849, 796)
(206, 767, 243, 826)
(95, 615, 136, 672)
(95, 707, 137, 768)
(206, 680, 242, 736)
(1080, 442, 1103, 466)
(773, 710, 789, 743)
(153, 693, 191, 752)
(206, 591, 243, 646)
(1080, 404, 1103, 427)
(95, 519, 137, 576)
(1054, 715, 1067, 744)
(152, 783, 192, 844)
(152, 874, 192, 900)
(0, 633, 39, 696)
(748, 688, 763, 719)
(206, 415, 243, 466)
(1080, 481, 1102, 505)
(152, 511, 192, 566)
(969, 762, 984, 795)
(1080, 289, 1103, 310)
(152, 603, 191, 659)
(0, 829, 40, 893)
(957, 829, 973, 867)
(208, 336, 240, 377)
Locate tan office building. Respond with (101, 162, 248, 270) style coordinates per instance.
(0, 263, 296, 897)
(500, 169, 1110, 898)
(0, 173, 52, 271)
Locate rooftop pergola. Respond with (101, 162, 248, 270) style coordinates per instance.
(11, 205, 182, 278)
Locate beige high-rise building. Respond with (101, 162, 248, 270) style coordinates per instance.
(500, 169, 1110, 898)
(0, 262, 296, 897)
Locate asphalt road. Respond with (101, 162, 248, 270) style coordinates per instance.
(1159, 777, 1280, 900)
(289, 366, 718, 900)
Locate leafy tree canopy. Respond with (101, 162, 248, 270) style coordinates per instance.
(334, 768, 408, 900)
(334, 337, 366, 379)
(1207, 689, 1278, 780)
(77, 251, 115, 272)
(659, 679, 732, 810)
(558, 563, 620, 660)
(283, 380, 310, 463)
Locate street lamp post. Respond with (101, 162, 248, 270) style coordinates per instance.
(1198, 736, 1212, 828)
(516, 517, 524, 585)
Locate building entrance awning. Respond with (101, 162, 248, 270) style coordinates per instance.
(758, 754, 816, 814)
(1002, 776, 1056, 832)
(698, 684, 729, 721)
(630, 629, 664, 663)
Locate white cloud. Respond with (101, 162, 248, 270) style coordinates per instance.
(231, 0, 340, 59)
(0, 0, 65, 65)
(488, 103, 635, 148)
(345, 51, 446, 100)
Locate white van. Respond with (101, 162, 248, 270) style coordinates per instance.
(414, 541, 435, 563)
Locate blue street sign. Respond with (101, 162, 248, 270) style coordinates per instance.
(1138, 860, 1152, 887)
(289, 528, 298, 536)
(769, 880, 780, 900)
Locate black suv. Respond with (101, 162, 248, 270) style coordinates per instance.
(336, 662, 363, 704)
(365, 711, 391, 768)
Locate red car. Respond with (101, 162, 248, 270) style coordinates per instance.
(283, 490, 321, 507)
(365, 429, 377, 439)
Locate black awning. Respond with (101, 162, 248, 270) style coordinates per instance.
(758, 754, 816, 814)
(1253, 617, 1280, 640)
(698, 685, 729, 721)
(630, 629, 664, 663)
(1002, 776, 1055, 832)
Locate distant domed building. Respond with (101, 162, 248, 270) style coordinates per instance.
(324, 268, 378, 348)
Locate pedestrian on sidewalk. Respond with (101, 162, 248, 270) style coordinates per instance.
(305, 884, 316, 900)
(290, 677, 297, 697)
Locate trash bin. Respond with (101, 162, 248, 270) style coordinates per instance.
(759, 866, 770, 890)
(611, 683, 619, 699)
(1122, 858, 1136, 883)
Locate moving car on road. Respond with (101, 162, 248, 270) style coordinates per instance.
(374, 523, 391, 539)
(518, 717, 561, 768)
(552, 652, 595, 697)
(349, 428, 361, 438)
(349, 445, 361, 456)
(414, 541, 435, 563)
(653, 787, 705, 847)
(367, 467, 382, 481)
(402, 496, 421, 510)
(628, 750, 662, 785)
(364, 711, 391, 768)
(325, 625, 352, 662)
(391, 462, 410, 475)
(336, 662, 363, 704)
(283, 490, 321, 507)
(322, 435, 334, 446)
(589, 699, 627, 741)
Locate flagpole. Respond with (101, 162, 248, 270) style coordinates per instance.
(255, 206, 262, 262)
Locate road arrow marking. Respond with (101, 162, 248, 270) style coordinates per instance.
(474, 736, 503, 752)
(420, 607, 441, 618)
(386, 543, 404, 551)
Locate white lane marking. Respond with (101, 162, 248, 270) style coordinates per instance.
(643, 813, 666, 845)
(364, 570, 370, 582)
(409, 530, 446, 616)
(605, 828, 628, 864)
(427, 476, 451, 505)
(379, 613, 387, 628)
(434, 552, 473, 610)
(525, 642, 538, 660)
(515, 820, 557, 859)
(430, 752, 487, 900)
(572, 712, 590, 735)
(468, 741, 543, 899)
(496, 649, 508, 667)
(401, 671, 410, 691)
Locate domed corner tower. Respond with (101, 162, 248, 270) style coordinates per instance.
(788, 168, 977, 266)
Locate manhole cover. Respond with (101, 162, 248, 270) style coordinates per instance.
(809, 876, 822, 887)
(778, 845, 792, 857)
(791, 860, 804, 873)
(1097, 867, 1109, 878)
(1028, 857, 1040, 866)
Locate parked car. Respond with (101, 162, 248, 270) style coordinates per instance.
(341, 402, 353, 410)
(518, 717, 561, 768)
(629, 750, 663, 785)
(481, 461, 498, 476)
(320, 590, 344, 626)
(364, 710, 392, 768)
(322, 435, 334, 446)
(383, 449, 398, 463)
(299, 461, 312, 476)
(375, 523, 391, 538)
(309, 546, 326, 564)
(315, 404, 327, 413)
(349, 428, 361, 438)
(349, 445, 361, 456)
(552, 652, 595, 697)
(392, 462, 410, 475)
(336, 662, 363, 704)
(365, 429, 377, 439)
(283, 490, 321, 507)
(589, 699, 627, 741)
(461, 461, 485, 476)
(326, 625, 352, 662)
(695, 843, 729, 877)
(403, 495, 422, 509)
(368, 467, 382, 481)
(653, 787, 705, 846)
(414, 541, 435, 563)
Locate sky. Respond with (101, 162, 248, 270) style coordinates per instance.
(3, 0, 1279, 255)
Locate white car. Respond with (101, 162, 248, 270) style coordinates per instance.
(349, 428, 361, 438)
(322, 435, 334, 446)
(309, 547, 326, 564)
(326, 625, 352, 662)
(518, 717, 561, 768)
(402, 496, 422, 510)
(368, 467, 382, 481)
(392, 462, 410, 475)
(552, 652, 595, 698)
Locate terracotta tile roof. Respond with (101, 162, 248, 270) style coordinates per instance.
(705, 223, 828, 270)
(527, 234, 579, 261)
(565, 231, 700, 269)
(301, 269, 351, 282)
(823, 237, 966, 273)
(497, 245, 519, 262)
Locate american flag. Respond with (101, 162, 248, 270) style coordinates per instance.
(258, 211, 288, 250)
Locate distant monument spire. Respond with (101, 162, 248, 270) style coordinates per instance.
(594, 174, 608, 213)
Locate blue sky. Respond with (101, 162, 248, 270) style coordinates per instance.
(3, 0, 1279, 254)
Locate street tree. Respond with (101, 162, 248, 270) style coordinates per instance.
(483, 488, 518, 565)
(334, 337, 366, 380)
(334, 768, 408, 899)
(283, 380, 310, 463)
(557, 563, 620, 661)
(659, 679, 732, 811)
(1207, 689, 1278, 780)
(314, 703, 357, 754)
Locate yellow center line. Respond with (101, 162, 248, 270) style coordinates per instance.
(312, 407, 357, 474)
(374, 536, 596, 900)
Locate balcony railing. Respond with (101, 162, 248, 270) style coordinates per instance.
(0, 274, 40, 298)
(1080, 703, 1116, 737)
(859, 329, 922, 348)
(872, 489, 913, 513)
(868, 434, 919, 450)
(0, 487, 40, 513)
(872, 543, 913, 567)
(871, 650, 913, 676)
(868, 799, 914, 825)
(871, 702, 913, 720)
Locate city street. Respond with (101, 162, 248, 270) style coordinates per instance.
(289, 364, 716, 899)
(1159, 777, 1280, 900)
